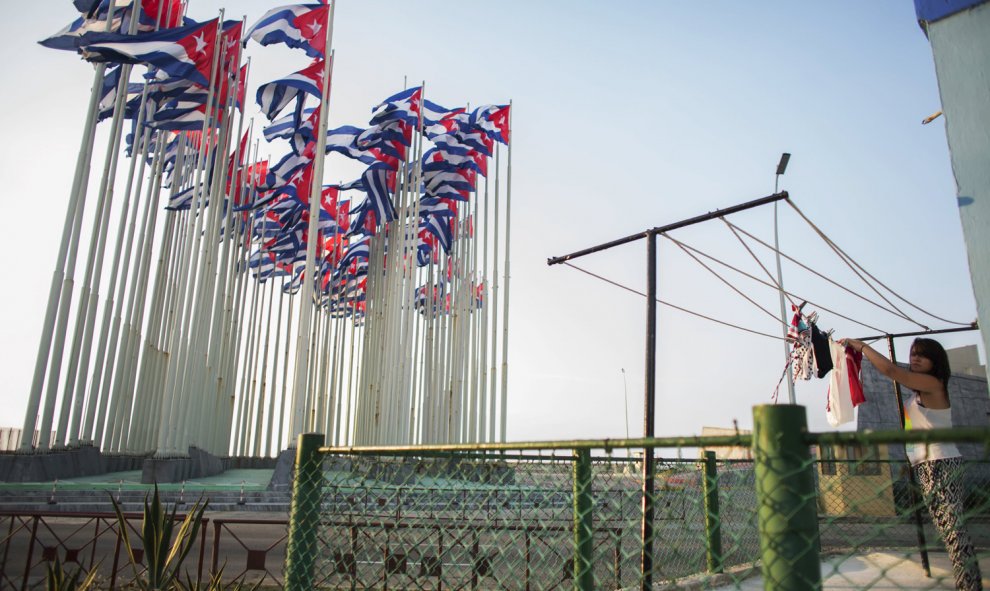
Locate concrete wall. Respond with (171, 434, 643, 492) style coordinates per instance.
(920, 0, 990, 382)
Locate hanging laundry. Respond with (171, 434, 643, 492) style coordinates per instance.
(810, 323, 833, 378)
(845, 346, 865, 406)
(826, 338, 865, 426)
(788, 305, 815, 381)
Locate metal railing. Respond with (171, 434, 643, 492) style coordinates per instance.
(284, 404, 990, 591)
(0, 513, 290, 590)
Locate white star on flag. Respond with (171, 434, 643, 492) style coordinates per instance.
(192, 32, 208, 56)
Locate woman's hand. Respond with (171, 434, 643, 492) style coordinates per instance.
(839, 338, 865, 353)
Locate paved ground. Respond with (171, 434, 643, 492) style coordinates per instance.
(712, 551, 990, 591)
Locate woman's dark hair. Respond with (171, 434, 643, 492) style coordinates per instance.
(910, 338, 951, 389)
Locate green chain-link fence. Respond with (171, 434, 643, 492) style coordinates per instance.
(282, 406, 990, 590)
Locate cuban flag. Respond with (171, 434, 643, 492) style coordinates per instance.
(288, 106, 321, 154)
(256, 59, 326, 121)
(78, 18, 221, 88)
(470, 104, 511, 144)
(422, 99, 464, 126)
(423, 147, 487, 176)
(418, 197, 457, 219)
(356, 120, 411, 165)
(420, 214, 454, 253)
(423, 168, 476, 200)
(263, 145, 315, 192)
(338, 237, 371, 268)
(264, 107, 316, 141)
(369, 86, 422, 126)
(245, 4, 329, 59)
(361, 163, 397, 224)
(40, 2, 126, 51)
(96, 66, 144, 122)
(324, 126, 377, 165)
(138, 0, 185, 30)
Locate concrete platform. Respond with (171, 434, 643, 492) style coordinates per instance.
(709, 551, 990, 590)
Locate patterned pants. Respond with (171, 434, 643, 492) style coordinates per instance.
(914, 458, 983, 591)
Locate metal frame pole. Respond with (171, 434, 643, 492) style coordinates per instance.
(753, 404, 821, 591)
(284, 432, 325, 591)
(702, 450, 723, 574)
(573, 448, 594, 590)
(640, 232, 657, 590)
(887, 335, 931, 577)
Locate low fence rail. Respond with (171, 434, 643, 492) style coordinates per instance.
(5, 404, 990, 590)
(283, 404, 990, 591)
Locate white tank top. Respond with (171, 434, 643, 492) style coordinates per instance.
(904, 393, 960, 465)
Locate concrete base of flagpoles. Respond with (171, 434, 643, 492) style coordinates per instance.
(0, 444, 147, 483)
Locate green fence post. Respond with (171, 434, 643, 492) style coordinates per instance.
(753, 405, 821, 591)
(284, 432, 325, 591)
(573, 448, 594, 591)
(702, 450, 724, 574)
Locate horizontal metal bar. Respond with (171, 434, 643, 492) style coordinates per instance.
(547, 192, 789, 266)
(855, 323, 979, 342)
(322, 424, 990, 455)
(322, 435, 752, 454)
(808, 426, 990, 446)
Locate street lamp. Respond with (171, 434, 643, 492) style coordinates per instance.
(773, 152, 795, 403)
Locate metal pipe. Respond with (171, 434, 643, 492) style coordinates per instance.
(888, 335, 931, 577)
(854, 323, 978, 342)
(640, 231, 657, 591)
(547, 192, 789, 266)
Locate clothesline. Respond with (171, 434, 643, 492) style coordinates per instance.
(561, 262, 788, 341)
(785, 199, 971, 328)
(662, 233, 888, 334)
(559, 197, 968, 345)
(722, 219, 924, 326)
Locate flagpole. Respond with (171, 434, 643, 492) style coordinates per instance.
(478, 164, 491, 442)
(488, 144, 501, 443)
(288, 2, 336, 442)
(182, 59, 241, 452)
(158, 18, 226, 456)
(277, 279, 295, 449)
(499, 103, 512, 442)
(21, 1, 120, 452)
(124, 146, 186, 452)
(105, 132, 181, 451)
(87, 127, 160, 446)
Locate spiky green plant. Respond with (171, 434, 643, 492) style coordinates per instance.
(45, 556, 100, 591)
(111, 484, 208, 591)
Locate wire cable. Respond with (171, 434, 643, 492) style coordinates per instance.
(661, 234, 888, 334)
(660, 235, 789, 326)
(785, 199, 925, 328)
(786, 199, 970, 327)
(722, 217, 798, 310)
(722, 219, 919, 325)
(561, 262, 787, 341)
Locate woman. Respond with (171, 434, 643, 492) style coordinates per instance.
(842, 337, 982, 590)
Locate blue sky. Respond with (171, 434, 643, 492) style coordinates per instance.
(0, 1, 981, 443)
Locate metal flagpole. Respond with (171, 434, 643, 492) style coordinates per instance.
(480, 162, 491, 442)
(288, 5, 336, 440)
(21, 0, 120, 451)
(499, 103, 513, 442)
(87, 128, 160, 446)
(276, 277, 294, 450)
(488, 144, 500, 442)
(65, 62, 145, 447)
(78, 110, 154, 445)
(265, 287, 286, 456)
